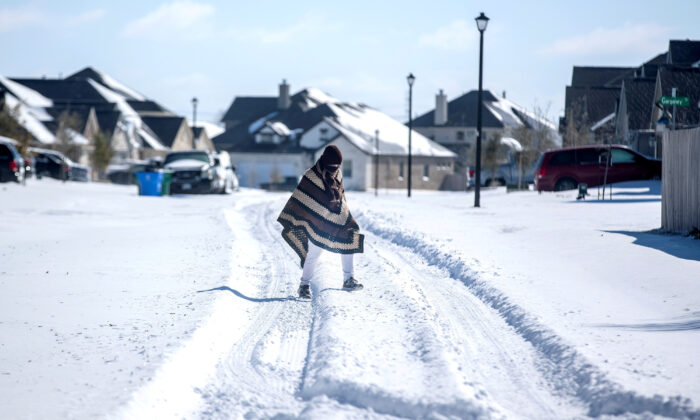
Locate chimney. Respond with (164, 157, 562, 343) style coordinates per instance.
(278, 79, 291, 110)
(434, 89, 448, 125)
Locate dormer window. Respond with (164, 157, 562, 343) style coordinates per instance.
(259, 132, 274, 143)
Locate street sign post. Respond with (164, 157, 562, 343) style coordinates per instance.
(660, 96, 690, 107)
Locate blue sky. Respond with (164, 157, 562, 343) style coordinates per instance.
(2, 0, 699, 125)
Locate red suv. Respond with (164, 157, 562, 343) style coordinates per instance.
(534, 145, 661, 191)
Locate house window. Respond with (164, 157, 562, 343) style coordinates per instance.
(457, 131, 465, 141)
(423, 164, 429, 180)
(320, 127, 328, 142)
(259, 132, 274, 143)
(343, 159, 353, 178)
(399, 161, 404, 180)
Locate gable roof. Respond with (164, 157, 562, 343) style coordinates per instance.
(656, 67, 700, 127)
(214, 88, 455, 158)
(412, 90, 504, 128)
(126, 99, 171, 114)
(565, 86, 620, 126)
(10, 78, 107, 105)
(571, 66, 635, 88)
(67, 67, 147, 101)
(96, 110, 121, 135)
(622, 79, 655, 130)
(141, 116, 187, 148)
(668, 40, 700, 66)
(221, 97, 278, 126)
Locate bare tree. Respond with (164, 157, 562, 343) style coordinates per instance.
(91, 130, 113, 180)
(0, 102, 32, 155)
(54, 111, 83, 162)
(563, 98, 590, 147)
(482, 132, 501, 186)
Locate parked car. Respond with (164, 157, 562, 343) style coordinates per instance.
(468, 137, 535, 187)
(31, 148, 71, 181)
(260, 176, 298, 191)
(107, 161, 148, 185)
(534, 145, 661, 192)
(67, 160, 90, 182)
(0, 139, 26, 183)
(213, 151, 239, 192)
(163, 150, 237, 194)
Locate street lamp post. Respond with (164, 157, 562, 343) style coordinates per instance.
(407, 73, 415, 198)
(191, 97, 198, 150)
(474, 12, 489, 208)
(375, 129, 379, 197)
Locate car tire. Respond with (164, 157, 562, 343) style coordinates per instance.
(554, 177, 577, 191)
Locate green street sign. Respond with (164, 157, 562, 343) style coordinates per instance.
(660, 96, 690, 106)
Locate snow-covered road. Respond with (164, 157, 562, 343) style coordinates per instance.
(2, 180, 698, 419)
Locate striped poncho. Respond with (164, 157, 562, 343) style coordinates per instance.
(277, 163, 364, 267)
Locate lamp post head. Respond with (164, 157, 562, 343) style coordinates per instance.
(191, 97, 198, 107)
(407, 73, 415, 87)
(475, 12, 489, 32)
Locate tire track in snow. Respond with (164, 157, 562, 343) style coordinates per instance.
(367, 232, 583, 419)
(356, 210, 700, 419)
(298, 235, 509, 418)
(197, 198, 313, 418)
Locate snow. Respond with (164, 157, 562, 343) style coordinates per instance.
(500, 136, 523, 152)
(592, 112, 616, 131)
(191, 121, 225, 138)
(304, 87, 340, 106)
(3, 93, 56, 143)
(87, 78, 139, 119)
(164, 159, 208, 169)
(1, 179, 699, 419)
(328, 103, 455, 157)
(136, 126, 166, 150)
(248, 111, 278, 134)
(92, 69, 147, 101)
(267, 121, 291, 136)
(0, 75, 53, 108)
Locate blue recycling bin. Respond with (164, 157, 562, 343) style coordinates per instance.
(136, 171, 164, 196)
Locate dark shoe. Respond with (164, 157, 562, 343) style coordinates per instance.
(342, 277, 363, 291)
(298, 285, 311, 299)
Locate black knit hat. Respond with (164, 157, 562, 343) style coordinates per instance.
(320, 145, 342, 167)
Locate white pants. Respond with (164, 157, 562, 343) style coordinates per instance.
(300, 242, 354, 286)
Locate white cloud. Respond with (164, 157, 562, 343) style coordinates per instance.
(228, 13, 341, 44)
(418, 20, 477, 51)
(0, 5, 106, 32)
(122, 1, 215, 40)
(540, 23, 671, 56)
(0, 6, 46, 32)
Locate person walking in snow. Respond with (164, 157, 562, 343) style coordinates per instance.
(277, 145, 364, 299)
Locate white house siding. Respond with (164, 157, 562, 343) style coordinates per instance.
(230, 152, 313, 188)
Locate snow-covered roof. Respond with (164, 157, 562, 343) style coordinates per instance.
(266, 121, 291, 136)
(327, 103, 455, 157)
(88, 79, 139, 119)
(591, 112, 616, 131)
(137, 126, 166, 150)
(500, 136, 523, 152)
(3, 93, 56, 144)
(0, 75, 53, 108)
(191, 121, 225, 138)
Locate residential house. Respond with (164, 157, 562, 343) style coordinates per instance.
(563, 39, 700, 155)
(411, 89, 559, 174)
(0, 66, 213, 171)
(214, 81, 456, 190)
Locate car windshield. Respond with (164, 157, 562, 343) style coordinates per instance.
(164, 152, 210, 166)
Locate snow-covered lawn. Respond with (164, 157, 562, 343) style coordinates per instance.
(1, 179, 698, 419)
